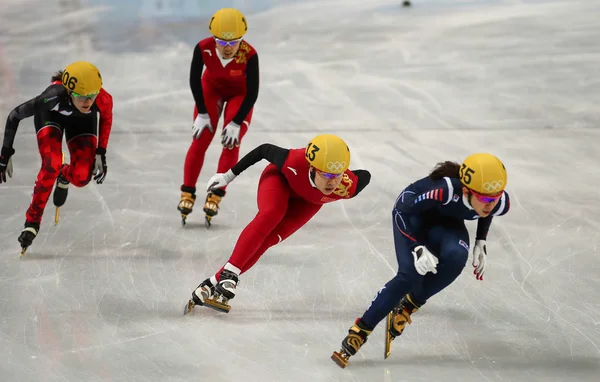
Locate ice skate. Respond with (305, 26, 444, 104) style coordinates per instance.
(183, 278, 215, 315)
(177, 191, 196, 226)
(203, 269, 238, 313)
(331, 319, 373, 368)
(385, 293, 422, 359)
(203, 189, 224, 228)
(53, 162, 68, 225)
(402, 0, 411, 7)
(18, 222, 40, 257)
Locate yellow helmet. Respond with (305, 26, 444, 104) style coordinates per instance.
(305, 134, 351, 175)
(62, 61, 102, 96)
(460, 153, 507, 195)
(209, 8, 247, 40)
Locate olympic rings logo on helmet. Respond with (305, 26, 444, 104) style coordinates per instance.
(326, 161, 346, 173)
(482, 180, 504, 193)
(220, 31, 237, 40)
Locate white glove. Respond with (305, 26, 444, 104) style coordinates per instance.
(192, 113, 213, 139)
(206, 169, 236, 192)
(472, 240, 487, 281)
(412, 245, 438, 276)
(221, 122, 241, 149)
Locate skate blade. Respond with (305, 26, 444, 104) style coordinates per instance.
(385, 312, 393, 359)
(331, 351, 350, 368)
(20, 247, 28, 258)
(183, 299, 195, 315)
(203, 297, 231, 313)
(204, 215, 212, 228)
(181, 214, 188, 227)
(55, 207, 60, 225)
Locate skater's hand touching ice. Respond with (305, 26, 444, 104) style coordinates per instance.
(206, 169, 236, 192)
(192, 113, 212, 139)
(472, 240, 487, 280)
(412, 246, 438, 276)
(0, 147, 15, 183)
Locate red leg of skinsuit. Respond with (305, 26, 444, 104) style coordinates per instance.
(26, 128, 97, 224)
(214, 169, 322, 280)
(63, 134, 97, 187)
(26, 126, 63, 223)
(182, 88, 252, 192)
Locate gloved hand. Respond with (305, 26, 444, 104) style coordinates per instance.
(412, 245, 438, 276)
(93, 147, 107, 184)
(0, 147, 15, 184)
(472, 240, 487, 280)
(206, 169, 236, 192)
(221, 122, 241, 149)
(192, 113, 212, 139)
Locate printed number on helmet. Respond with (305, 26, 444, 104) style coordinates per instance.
(62, 71, 78, 90)
(305, 142, 320, 161)
(460, 164, 475, 184)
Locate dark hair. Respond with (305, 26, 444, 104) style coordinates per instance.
(429, 161, 461, 181)
(51, 70, 64, 82)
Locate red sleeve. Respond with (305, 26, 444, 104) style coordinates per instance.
(95, 88, 113, 150)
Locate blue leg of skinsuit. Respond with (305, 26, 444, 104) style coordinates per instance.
(359, 213, 470, 330)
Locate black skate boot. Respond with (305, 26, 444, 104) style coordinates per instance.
(177, 185, 196, 226)
(203, 189, 224, 228)
(183, 278, 215, 315)
(18, 221, 40, 257)
(385, 293, 424, 358)
(204, 269, 238, 313)
(402, 0, 411, 7)
(331, 319, 373, 368)
(53, 165, 69, 207)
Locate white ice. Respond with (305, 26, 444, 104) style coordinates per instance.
(1, 0, 599, 381)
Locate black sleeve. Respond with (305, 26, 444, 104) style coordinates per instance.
(476, 216, 493, 240)
(232, 54, 259, 125)
(2, 85, 62, 150)
(230, 143, 289, 176)
(352, 170, 371, 197)
(189, 44, 207, 114)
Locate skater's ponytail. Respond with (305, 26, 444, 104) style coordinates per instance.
(429, 161, 460, 180)
(51, 70, 64, 83)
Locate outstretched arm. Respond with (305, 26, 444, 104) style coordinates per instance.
(207, 143, 289, 191)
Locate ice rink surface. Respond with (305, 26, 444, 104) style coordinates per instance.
(1, 0, 599, 380)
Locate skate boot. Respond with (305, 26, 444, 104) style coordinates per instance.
(53, 165, 69, 224)
(183, 278, 215, 315)
(177, 186, 196, 226)
(385, 293, 424, 358)
(331, 319, 373, 368)
(204, 269, 238, 313)
(402, 0, 411, 7)
(203, 189, 224, 228)
(18, 221, 40, 257)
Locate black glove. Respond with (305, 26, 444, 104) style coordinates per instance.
(0, 147, 15, 184)
(93, 147, 107, 184)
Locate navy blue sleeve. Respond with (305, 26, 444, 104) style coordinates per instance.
(394, 179, 451, 246)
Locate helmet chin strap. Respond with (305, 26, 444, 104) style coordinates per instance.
(309, 167, 317, 188)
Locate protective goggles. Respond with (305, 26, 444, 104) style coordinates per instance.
(316, 170, 343, 179)
(71, 91, 99, 101)
(470, 189, 503, 204)
(214, 37, 242, 47)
